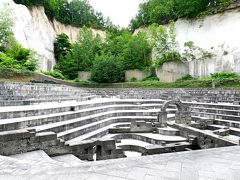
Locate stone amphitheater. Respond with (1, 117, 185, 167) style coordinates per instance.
(0, 82, 240, 180)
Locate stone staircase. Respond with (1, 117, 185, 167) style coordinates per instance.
(0, 82, 240, 163)
(0, 82, 97, 106)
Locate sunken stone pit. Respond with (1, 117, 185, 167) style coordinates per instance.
(0, 82, 240, 179)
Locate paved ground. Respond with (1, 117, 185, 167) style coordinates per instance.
(0, 146, 240, 180)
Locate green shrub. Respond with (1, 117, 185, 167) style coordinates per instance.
(73, 78, 89, 83)
(54, 54, 78, 80)
(130, 77, 137, 82)
(156, 51, 182, 66)
(0, 53, 20, 69)
(211, 72, 238, 79)
(0, 67, 33, 78)
(176, 74, 195, 81)
(142, 76, 159, 81)
(42, 70, 66, 80)
(91, 54, 124, 83)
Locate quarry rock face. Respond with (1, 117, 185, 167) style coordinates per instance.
(154, 7, 240, 82)
(1, 0, 240, 77)
(0, 0, 105, 71)
(0, 0, 55, 70)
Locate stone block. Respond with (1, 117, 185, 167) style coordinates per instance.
(130, 120, 153, 132)
(213, 129, 230, 136)
(35, 132, 57, 142)
(0, 130, 32, 142)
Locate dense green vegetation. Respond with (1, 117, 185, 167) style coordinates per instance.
(53, 27, 152, 82)
(0, 9, 37, 71)
(130, 0, 233, 30)
(54, 33, 71, 62)
(42, 69, 66, 80)
(13, 0, 113, 29)
(91, 53, 125, 83)
(149, 22, 213, 67)
(4, 0, 238, 88)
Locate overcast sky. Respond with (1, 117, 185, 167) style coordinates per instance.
(88, 0, 145, 27)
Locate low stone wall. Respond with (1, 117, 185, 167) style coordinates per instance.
(0, 129, 125, 161)
(156, 62, 189, 83)
(125, 69, 150, 81)
(169, 123, 237, 149)
(0, 130, 70, 156)
(78, 71, 91, 81)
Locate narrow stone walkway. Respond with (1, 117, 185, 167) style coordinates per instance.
(0, 146, 240, 180)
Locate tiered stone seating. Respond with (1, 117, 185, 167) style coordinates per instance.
(1, 82, 240, 164)
(0, 82, 97, 106)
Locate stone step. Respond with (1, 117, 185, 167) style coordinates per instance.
(66, 123, 126, 146)
(191, 111, 240, 121)
(0, 95, 98, 107)
(214, 118, 240, 128)
(192, 106, 240, 115)
(105, 133, 186, 145)
(51, 154, 84, 166)
(57, 116, 156, 141)
(0, 103, 160, 131)
(209, 124, 240, 137)
(0, 99, 163, 119)
(0, 98, 110, 119)
(156, 127, 180, 136)
(10, 150, 64, 167)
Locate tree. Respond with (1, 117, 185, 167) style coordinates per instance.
(54, 33, 71, 62)
(0, 9, 14, 51)
(72, 27, 102, 71)
(149, 21, 178, 63)
(130, 0, 233, 30)
(13, 0, 111, 30)
(103, 30, 151, 71)
(54, 53, 78, 79)
(91, 53, 124, 83)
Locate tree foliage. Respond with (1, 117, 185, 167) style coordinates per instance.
(54, 53, 78, 79)
(0, 9, 14, 51)
(72, 27, 102, 71)
(103, 30, 151, 70)
(149, 22, 213, 67)
(54, 33, 71, 62)
(54, 27, 102, 79)
(91, 53, 125, 83)
(0, 8, 37, 71)
(54, 27, 152, 81)
(13, 0, 114, 30)
(130, 0, 233, 30)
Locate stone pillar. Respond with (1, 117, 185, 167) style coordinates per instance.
(175, 112, 182, 124)
(176, 111, 191, 125)
(157, 111, 168, 127)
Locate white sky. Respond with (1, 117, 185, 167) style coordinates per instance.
(88, 0, 145, 27)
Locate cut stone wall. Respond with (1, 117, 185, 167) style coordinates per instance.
(169, 123, 237, 149)
(156, 62, 189, 82)
(78, 71, 91, 81)
(125, 69, 150, 81)
(156, 55, 240, 83)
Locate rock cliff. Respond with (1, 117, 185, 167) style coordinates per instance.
(0, 0, 105, 71)
(156, 7, 240, 82)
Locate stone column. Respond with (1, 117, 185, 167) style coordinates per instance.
(157, 111, 168, 127)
